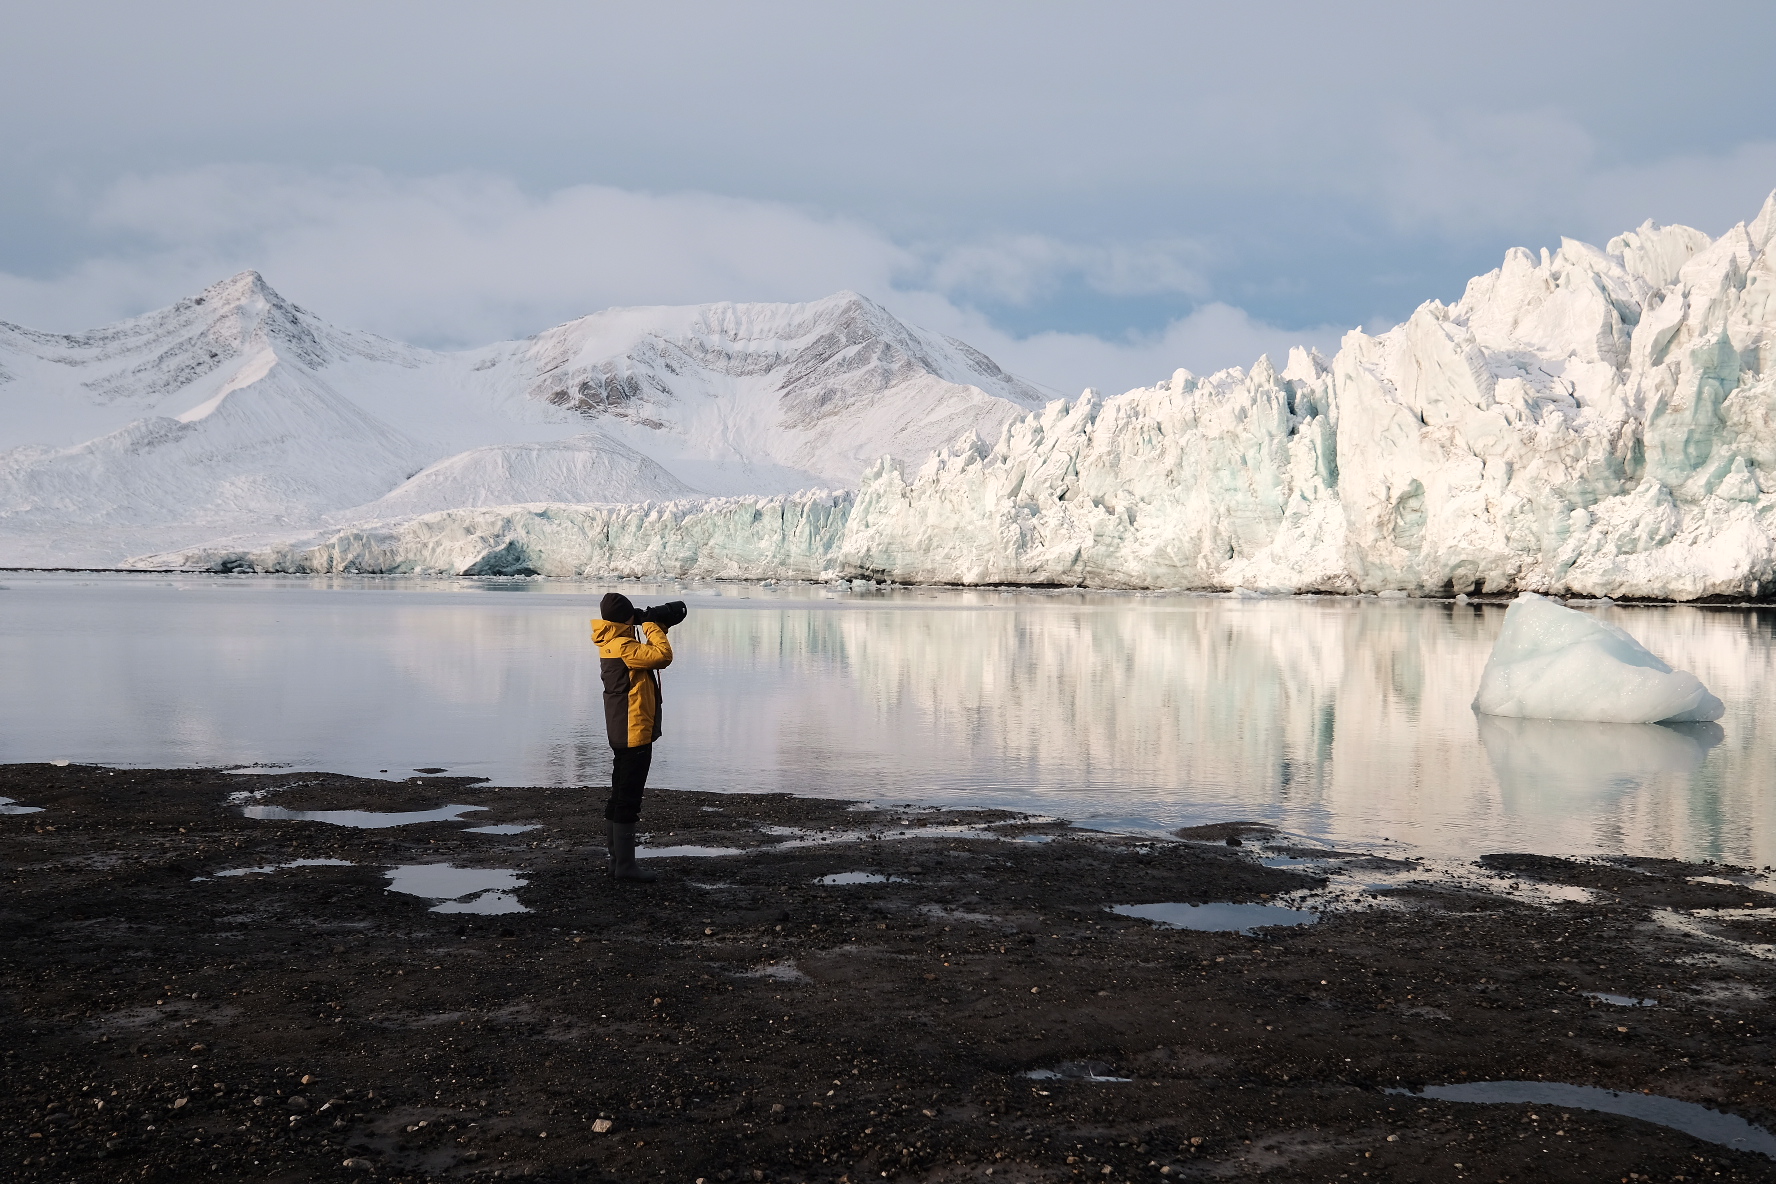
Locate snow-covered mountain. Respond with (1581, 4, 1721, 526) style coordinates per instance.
(0, 276, 1049, 564)
(149, 192, 1776, 601)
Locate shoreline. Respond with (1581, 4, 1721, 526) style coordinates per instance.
(6, 567, 1776, 609)
(4, 763, 1774, 1182)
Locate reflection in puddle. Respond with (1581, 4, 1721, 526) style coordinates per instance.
(816, 872, 904, 885)
(1110, 901, 1319, 933)
(212, 857, 354, 878)
(637, 844, 746, 859)
(1397, 1082, 1776, 1158)
(243, 803, 488, 828)
(0, 797, 45, 815)
(1585, 992, 1658, 1008)
(463, 823, 540, 835)
(1025, 1062, 1132, 1083)
(384, 863, 528, 914)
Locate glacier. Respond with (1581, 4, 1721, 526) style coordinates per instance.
(1472, 593, 1724, 723)
(20, 192, 1776, 598)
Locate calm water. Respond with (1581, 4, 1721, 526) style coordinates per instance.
(1, 573, 1771, 864)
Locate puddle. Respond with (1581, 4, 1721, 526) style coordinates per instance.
(429, 892, 526, 914)
(463, 823, 540, 835)
(1585, 992, 1658, 1008)
(211, 858, 354, 879)
(637, 844, 746, 859)
(1258, 851, 1334, 868)
(242, 803, 488, 828)
(1110, 901, 1319, 933)
(1024, 1062, 1133, 1083)
(0, 797, 45, 815)
(816, 871, 905, 885)
(1394, 1082, 1776, 1158)
(384, 864, 529, 914)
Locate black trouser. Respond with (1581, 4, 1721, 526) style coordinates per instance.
(604, 744, 653, 824)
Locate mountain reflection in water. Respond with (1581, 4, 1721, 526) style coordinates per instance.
(0, 575, 1768, 865)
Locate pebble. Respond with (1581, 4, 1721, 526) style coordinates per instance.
(591, 1118, 613, 1133)
(342, 1158, 373, 1170)
(288, 1096, 309, 1111)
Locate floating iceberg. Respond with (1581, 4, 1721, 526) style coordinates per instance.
(1472, 593, 1724, 723)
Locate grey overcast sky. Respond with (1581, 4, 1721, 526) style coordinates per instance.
(3, 0, 1774, 394)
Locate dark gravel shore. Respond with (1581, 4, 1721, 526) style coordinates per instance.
(2, 764, 1773, 1183)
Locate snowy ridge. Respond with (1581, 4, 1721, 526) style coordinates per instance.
(462, 291, 1050, 493)
(140, 192, 1776, 599)
(337, 435, 697, 522)
(1, 280, 1045, 564)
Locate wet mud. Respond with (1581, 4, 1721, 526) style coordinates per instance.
(3, 763, 1774, 1182)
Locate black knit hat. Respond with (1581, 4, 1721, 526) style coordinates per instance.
(599, 592, 635, 623)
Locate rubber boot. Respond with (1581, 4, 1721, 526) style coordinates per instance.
(605, 819, 617, 875)
(609, 822, 657, 882)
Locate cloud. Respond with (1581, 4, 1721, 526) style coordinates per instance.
(0, 165, 1335, 398)
(923, 233, 1211, 305)
(894, 295, 1344, 398)
(1372, 109, 1776, 244)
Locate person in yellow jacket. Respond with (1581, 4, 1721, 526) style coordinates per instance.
(592, 591, 683, 881)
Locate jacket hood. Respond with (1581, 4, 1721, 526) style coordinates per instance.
(590, 618, 636, 644)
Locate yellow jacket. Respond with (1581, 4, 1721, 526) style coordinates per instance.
(592, 618, 673, 748)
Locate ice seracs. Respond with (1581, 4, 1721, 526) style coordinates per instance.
(1472, 593, 1724, 723)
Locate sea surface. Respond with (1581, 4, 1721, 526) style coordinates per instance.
(1, 572, 1771, 865)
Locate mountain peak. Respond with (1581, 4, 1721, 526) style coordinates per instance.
(190, 270, 283, 311)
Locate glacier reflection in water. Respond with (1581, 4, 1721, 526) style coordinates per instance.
(0, 574, 1770, 864)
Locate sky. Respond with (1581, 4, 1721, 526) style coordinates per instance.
(2, 1, 1774, 396)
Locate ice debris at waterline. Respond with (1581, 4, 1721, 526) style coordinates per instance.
(128, 193, 1776, 601)
(1394, 1082, 1776, 1158)
(1473, 593, 1724, 723)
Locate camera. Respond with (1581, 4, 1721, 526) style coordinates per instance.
(636, 600, 688, 629)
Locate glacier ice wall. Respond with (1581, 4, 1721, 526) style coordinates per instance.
(165, 490, 854, 579)
(143, 194, 1776, 599)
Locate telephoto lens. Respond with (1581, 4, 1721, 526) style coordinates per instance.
(638, 600, 688, 628)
